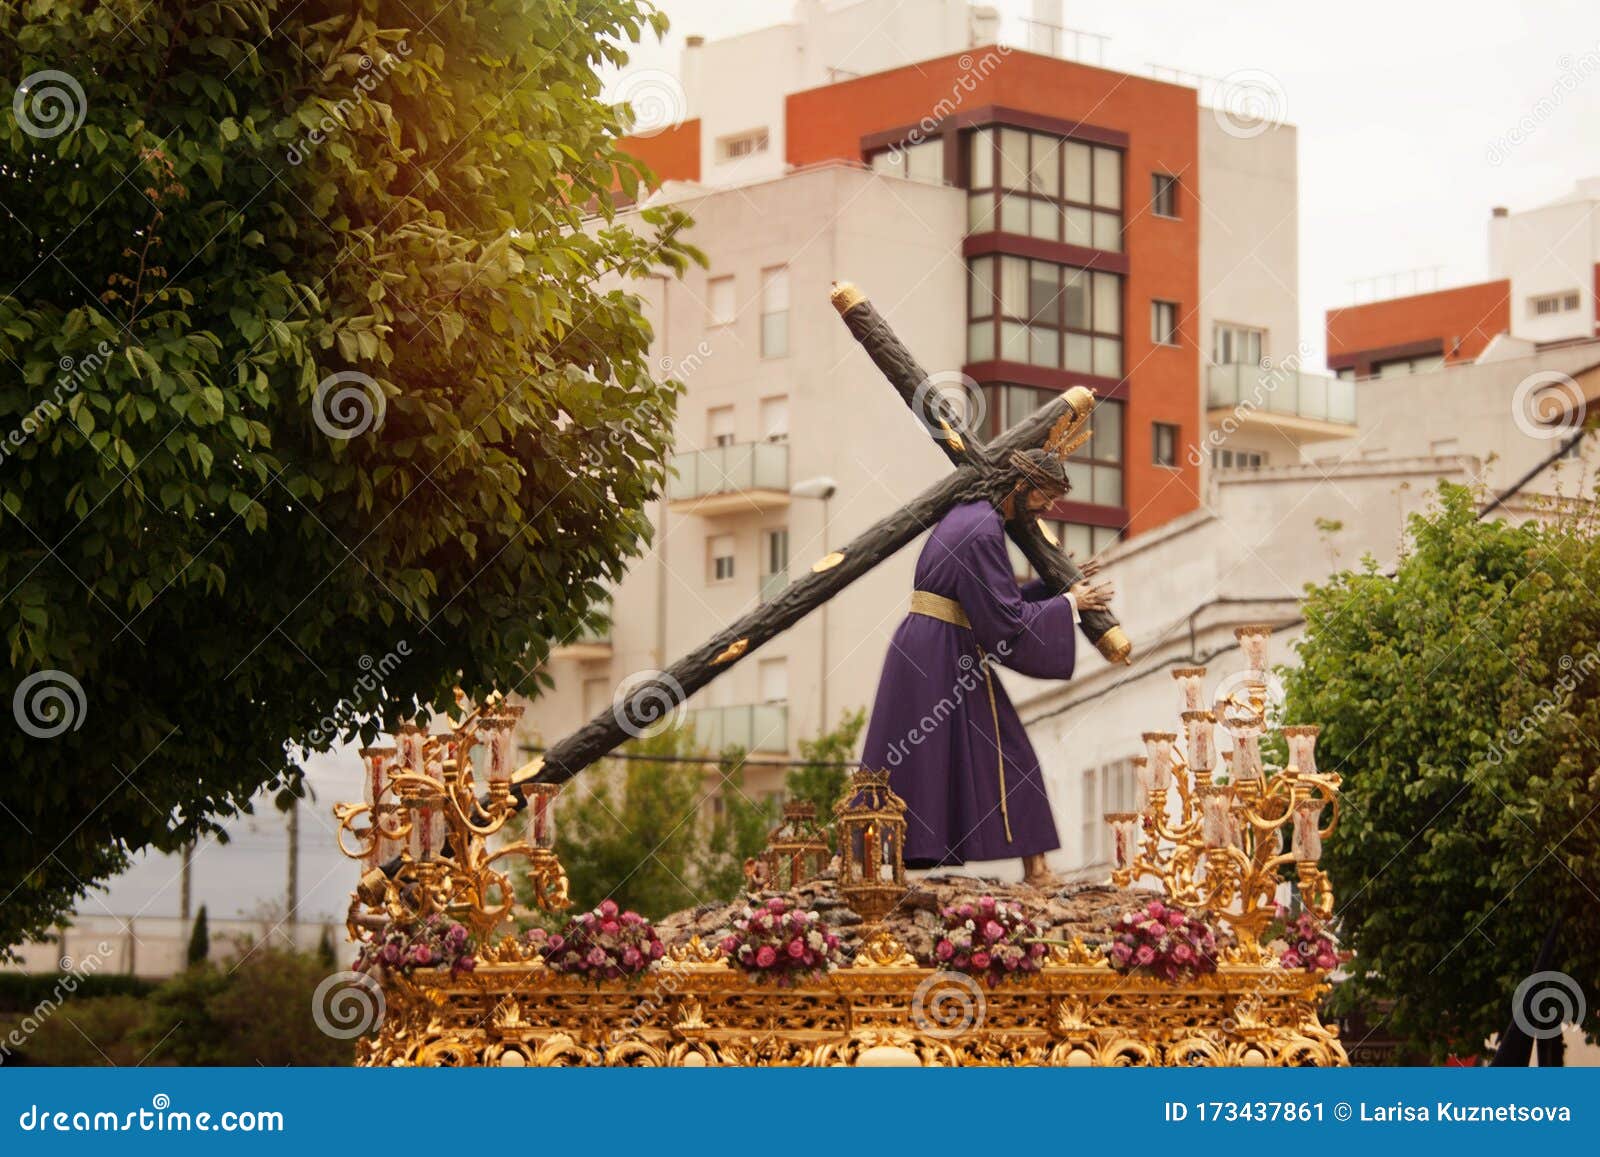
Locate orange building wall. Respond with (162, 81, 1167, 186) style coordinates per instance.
(1325, 280, 1510, 369)
(617, 119, 701, 186)
(786, 52, 1202, 536)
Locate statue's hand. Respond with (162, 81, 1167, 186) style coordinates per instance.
(1069, 551, 1102, 578)
(1070, 578, 1115, 613)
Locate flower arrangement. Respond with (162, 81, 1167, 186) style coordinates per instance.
(1272, 909, 1340, 971)
(356, 913, 477, 978)
(720, 897, 840, 985)
(1106, 900, 1223, 982)
(931, 896, 1048, 986)
(538, 899, 664, 983)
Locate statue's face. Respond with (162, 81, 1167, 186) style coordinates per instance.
(1025, 489, 1055, 514)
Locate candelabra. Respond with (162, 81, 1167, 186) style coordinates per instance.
(1106, 626, 1340, 960)
(335, 694, 571, 948)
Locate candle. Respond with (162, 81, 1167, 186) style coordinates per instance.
(1198, 786, 1233, 848)
(1106, 812, 1141, 868)
(1172, 667, 1207, 712)
(522, 783, 557, 848)
(1292, 800, 1323, 861)
(1182, 710, 1214, 775)
(1141, 732, 1176, 792)
(1284, 725, 1320, 776)
(1233, 734, 1264, 782)
(1235, 625, 1272, 672)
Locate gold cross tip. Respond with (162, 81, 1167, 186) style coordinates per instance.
(830, 281, 866, 314)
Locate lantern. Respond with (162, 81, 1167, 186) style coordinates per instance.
(1235, 624, 1272, 672)
(521, 782, 559, 850)
(833, 769, 907, 922)
(762, 802, 831, 891)
(480, 707, 523, 789)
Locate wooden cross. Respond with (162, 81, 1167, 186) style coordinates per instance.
(530, 284, 1130, 786)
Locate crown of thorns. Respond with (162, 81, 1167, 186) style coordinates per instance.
(1007, 392, 1095, 498)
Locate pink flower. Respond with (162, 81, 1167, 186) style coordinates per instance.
(598, 899, 618, 918)
(935, 940, 954, 961)
(586, 946, 607, 967)
(1147, 901, 1165, 919)
(1315, 951, 1337, 970)
(983, 920, 1004, 943)
(413, 945, 434, 966)
(1166, 910, 1186, 929)
(720, 935, 739, 955)
(622, 947, 642, 969)
(755, 945, 777, 968)
(600, 919, 620, 935)
(1172, 942, 1193, 963)
(787, 938, 806, 958)
(1282, 950, 1302, 969)
(650, 940, 665, 959)
(971, 951, 991, 970)
(979, 896, 996, 913)
(766, 898, 787, 913)
(1135, 944, 1156, 966)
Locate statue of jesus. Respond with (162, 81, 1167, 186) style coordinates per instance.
(858, 446, 1114, 890)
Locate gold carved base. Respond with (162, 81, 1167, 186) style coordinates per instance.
(358, 938, 1345, 1068)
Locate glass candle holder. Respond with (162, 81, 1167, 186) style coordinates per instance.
(1106, 811, 1141, 869)
(1235, 624, 1272, 672)
(1141, 732, 1176, 792)
(521, 783, 558, 849)
(1198, 785, 1234, 848)
(1172, 667, 1207, 712)
(360, 746, 397, 867)
(1292, 799, 1323, 862)
(1132, 756, 1152, 812)
(1182, 709, 1215, 775)
(483, 716, 515, 786)
(1284, 725, 1320, 776)
(1232, 734, 1264, 782)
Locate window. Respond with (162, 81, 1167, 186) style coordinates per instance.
(1375, 354, 1444, 378)
(1011, 520, 1122, 581)
(707, 406, 735, 448)
(1211, 448, 1266, 469)
(707, 276, 736, 327)
(760, 266, 788, 358)
(983, 386, 1124, 506)
(719, 129, 769, 161)
(1529, 290, 1581, 317)
(708, 534, 736, 582)
(1212, 323, 1264, 367)
(965, 127, 1123, 250)
(1152, 422, 1179, 467)
(869, 139, 943, 184)
(760, 395, 789, 442)
(1151, 300, 1179, 346)
(1151, 173, 1179, 218)
(1079, 766, 1098, 866)
(581, 677, 611, 720)
(760, 527, 789, 600)
(967, 254, 1122, 376)
(758, 657, 788, 703)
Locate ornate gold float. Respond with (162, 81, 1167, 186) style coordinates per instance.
(338, 627, 1346, 1067)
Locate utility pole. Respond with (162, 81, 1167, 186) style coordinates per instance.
(286, 798, 300, 936)
(179, 841, 193, 922)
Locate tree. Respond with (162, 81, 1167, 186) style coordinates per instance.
(549, 728, 772, 919)
(1284, 484, 1600, 1058)
(785, 708, 866, 846)
(185, 904, 210, 967)
(0, 0, 698, 948)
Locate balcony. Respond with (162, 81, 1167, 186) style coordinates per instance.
(1205, 364, 1357, 443)
(687, 703, 789, 754)
(667, 441, 790, 516)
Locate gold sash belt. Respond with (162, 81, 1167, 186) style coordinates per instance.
(907, 590, 1012, 843)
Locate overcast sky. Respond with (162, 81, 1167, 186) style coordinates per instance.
(611, 0, 1600, 369)
(89, 0, 1600, 926)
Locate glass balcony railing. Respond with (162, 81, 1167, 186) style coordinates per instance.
(667, 441, 789, 502)
(687, 704, 788, 754)
(1206, 363, 1356, 426)
(759, 571, 789, 603)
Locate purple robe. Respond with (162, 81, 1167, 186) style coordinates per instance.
(860, 501, 1076, 867)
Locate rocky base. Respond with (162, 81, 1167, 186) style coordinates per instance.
(654, 870, 1158, 962)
